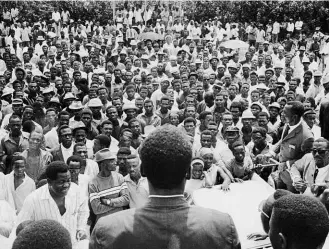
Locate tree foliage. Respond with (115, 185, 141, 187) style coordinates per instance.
(2, 1, 329, 33)
(184, 1, 329, 32)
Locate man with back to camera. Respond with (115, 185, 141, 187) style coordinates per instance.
(269, 194, 329, 249)
(90, 126, 241, 249)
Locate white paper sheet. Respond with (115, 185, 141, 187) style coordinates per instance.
(192, 178, 275, 249)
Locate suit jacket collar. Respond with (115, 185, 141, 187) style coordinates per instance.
(282, 122, 303, 142)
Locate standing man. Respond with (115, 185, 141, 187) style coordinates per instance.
(272, 20, 280, 43)
(51, 125, 74, 163)
(273, 101, 314, 192)
(17, 161, 89, 245)
(73, 142, 99, 178)
(21, 131, 53, 182)
(150, 79, 170, 110)
(124, 154, 149, 209)
(88, 148, 129, 222)
(137, 99, 161, 128)
(4, 155, 35, 213)
(90, 126, 240, 249)
(0, 115, 29, 174)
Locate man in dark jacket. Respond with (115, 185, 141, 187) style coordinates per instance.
(90, 126, 241, 249)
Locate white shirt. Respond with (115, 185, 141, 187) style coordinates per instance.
(295, 21, 303, 30)
(287, 22, 295, 32)
(315, 165, 329, 185)
(17, 183, 89, 244)
(52, 11, 61, 22)
(77, 174, 91, 200)
(272, 22, 280, 34)
(61, 143, 74, 163)
(5, 172, 35, 213)
(287, 120, 302, 135)
(44, 127, 59, 150)
(0, 199, 16, 234)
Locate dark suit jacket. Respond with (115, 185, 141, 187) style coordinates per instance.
(320, 100, 329, 139)
(90, 196, 241, 249)
(279, 121, 314, 166)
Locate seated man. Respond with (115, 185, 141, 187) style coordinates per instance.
(290, 137, 329, 195)
(269, 194, 329, 249)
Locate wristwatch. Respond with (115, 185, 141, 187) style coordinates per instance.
(106, 199, 111, 206)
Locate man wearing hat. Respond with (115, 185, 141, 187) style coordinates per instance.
(62, 92, 76, 111)
(1, 87, 14, 110)
(305, 71, 323, 99)
(268, 102, 282, 134)
(301, 56, 311, 72)
(42, 87, 55, 108)
(207, 57, 219, 74)
(80, 108, 99, 140)
(35, 35, 46, 56)
(88, 148, 129, 222)
(216, 64, 226, 81)
(88, 98, 107, 127)
(121, 102, 139, 128)
(72, 121, 94, 159)
(274, 81, 286, 100)
(313, 26, 324, 42)
(303, 108, 321, 139)
(227, 62, 241, 85)
(1, 98, 24, 130)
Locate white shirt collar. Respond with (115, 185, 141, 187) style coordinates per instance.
(288, 119, 302, 132)
(317, 165, 329, 172)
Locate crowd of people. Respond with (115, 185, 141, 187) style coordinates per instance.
(0, 1, 329, 249)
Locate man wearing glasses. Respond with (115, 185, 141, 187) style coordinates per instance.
(290, 137, 329, 195)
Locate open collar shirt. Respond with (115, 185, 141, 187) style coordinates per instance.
(17, 183, 89, 244)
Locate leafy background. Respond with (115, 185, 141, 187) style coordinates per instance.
(2, 1, 329, 35)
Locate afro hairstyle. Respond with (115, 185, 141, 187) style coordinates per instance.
(271, 194, 329, 249)
(12, 219, 72, 249)
(139, 125, 192, 189)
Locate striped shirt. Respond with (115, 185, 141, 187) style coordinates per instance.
(17, 183, 89, 244)
(88, 171, 129, 221)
